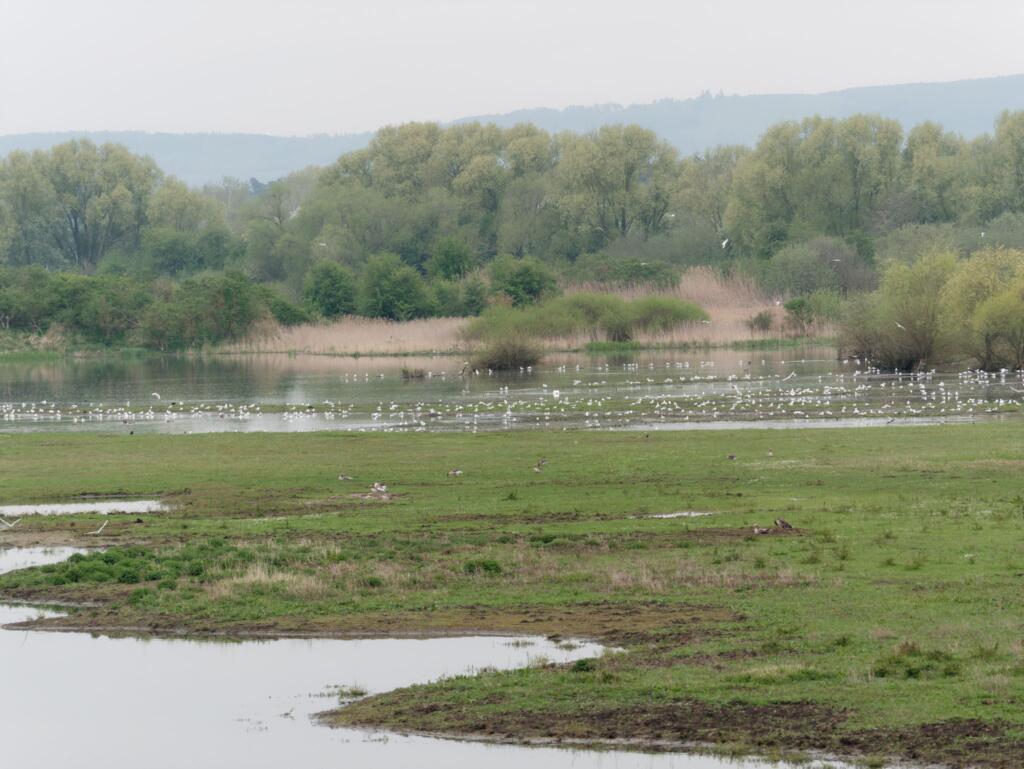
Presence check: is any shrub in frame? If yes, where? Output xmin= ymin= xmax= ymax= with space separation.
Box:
xmin=357 ymin=252 xmax=432 ymax=320
xmin=261 ymin=286 xmax=311 ymax=326
xmin=760 ymin=237 xmax=876 ymax=296
xmin=840 ymin=252 xmax=957 ymax=369
xmin=460 ymin=275 xmax=489 ymax=316
xmin=471 ymin=335 xmax=542 ymax=370
xmin=489 ymin=255 xmax=558 ymax=306
xmin=431 ymin=279 xmax=464 ymax=317
xmin=629 ymin=296 xmax=708 ymax=331
xmin=303 ymin=261 xmax=356 ymax=318
xmin=746 ymin=310 xmax=774 ymax=332
xmin=465 ymin=292 xmax=709 ymax=345
xmin=428 ymin=237 xmax=476 ymax=280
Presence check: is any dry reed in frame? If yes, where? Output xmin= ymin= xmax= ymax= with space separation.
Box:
xmin=218 ymin=316 xmax=469 ymax=356
xmin=219 ymin=268 xmax=827 ymax=356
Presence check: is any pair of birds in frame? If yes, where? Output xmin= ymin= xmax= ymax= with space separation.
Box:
xmin=753 ymin=518 xmax=793 ymax=535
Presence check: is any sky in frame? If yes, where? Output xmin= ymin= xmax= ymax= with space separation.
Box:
xmin=1 ymin=0 xmax=1023 ymax=136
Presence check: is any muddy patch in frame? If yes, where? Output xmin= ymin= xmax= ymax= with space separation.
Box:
xmin=334 ymin=695 xmax=1024 ymax=768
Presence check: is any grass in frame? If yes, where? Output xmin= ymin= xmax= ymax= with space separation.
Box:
xmin=2 ymin=425 xmax=1024 ymax=766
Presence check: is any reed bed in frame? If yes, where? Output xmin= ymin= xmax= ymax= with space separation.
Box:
xmin=218 ymin=268 xmax=826 ymax=356
xmin=218 ymin=316 xmax=469 ymax=356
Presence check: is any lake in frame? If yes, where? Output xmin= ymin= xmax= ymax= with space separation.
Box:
xmin=1 ymin=348 xmax=1021 ymax=433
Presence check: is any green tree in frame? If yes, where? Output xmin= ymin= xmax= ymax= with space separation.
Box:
xmin=41 ymin=140 xmax=162 ymax=271
xmin=557 ymin=125 xmax=679 ymax=243
xmin=357 ymin=252 xmax=432 ymax=320
xmin=428 ymin=236 xmax=475 ymax=280
xmin=303 ymin=261 xmax=356 ymax=318
xmin=488 ymin=255 xmax=557 ymax=306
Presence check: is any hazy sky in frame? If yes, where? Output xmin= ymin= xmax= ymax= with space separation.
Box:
xmin=2 ymin=0 xmax=1023 ymax=136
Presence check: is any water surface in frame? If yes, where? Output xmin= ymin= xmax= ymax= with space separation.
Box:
xmin=0 ymin=500 xmax=166 ymax=516
xmin=2 ymin=348 xmax=1020 ymax=433
xmin=0 ymin=549 xmax=855 ymax=769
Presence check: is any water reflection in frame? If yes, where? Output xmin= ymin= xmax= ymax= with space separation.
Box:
xmin=1 ymin=349 xmax=1021 ymax=433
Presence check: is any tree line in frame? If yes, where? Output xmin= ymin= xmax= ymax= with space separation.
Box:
xmin=3 ymin=113 xmax=1024 ymax=352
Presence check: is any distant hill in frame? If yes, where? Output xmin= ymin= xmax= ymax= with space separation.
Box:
xmin=4 ymin=74 xmax=1024 ymax=185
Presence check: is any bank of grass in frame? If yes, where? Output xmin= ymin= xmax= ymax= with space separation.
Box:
xmin=2 ymin=425 xmax=1024 ymax=767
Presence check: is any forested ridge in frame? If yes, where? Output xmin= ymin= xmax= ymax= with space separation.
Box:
xmin=4 ymin=111 xmax=1024 ymax=362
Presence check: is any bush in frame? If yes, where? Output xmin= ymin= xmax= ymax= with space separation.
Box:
xmin=760 ymin=237 xmax=876 ymax=296
xmin=428 ymin=237 xmax=476 ymax=280
xmin=262 ymin=288 xmax=312 ymax=326
xmin=357 ymin=252 xmax=432 ymax=320
xmin=303 ymin=261 xmax=356 ymax=318
xmin=488 ymin=255 xmax=558 ymax=306
xmin=745 ymin=310 xmax=774 ymax=332
xmin=465 ymin=292 xmax=708 ymax=344
xmin=629 ymin=296 xmax=708 ymax=331
xmin=839 ymin=252 xmax=957 ymax=369
xmin=138 ymin=271 xmax=265 ymax=350
xmin=471 ymin=335 xmax=542 ymax=370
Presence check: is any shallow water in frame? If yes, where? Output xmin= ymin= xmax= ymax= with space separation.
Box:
xmin=4 ymin=348 xmax=1022 ymax=435
xmin=0 ymin=500 xmax=166 ymax=516
xmin=0 ymin=546 xmax=90 ymax=574
xmin=0 ymin=550 xmax=854 ymax=769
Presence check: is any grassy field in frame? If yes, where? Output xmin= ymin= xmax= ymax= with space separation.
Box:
xmin=1 ymin=426 xmax=1023 ymax=766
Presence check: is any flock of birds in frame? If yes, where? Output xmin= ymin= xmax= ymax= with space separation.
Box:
xmin=3 ymin=358 xmax=1024 ymax=435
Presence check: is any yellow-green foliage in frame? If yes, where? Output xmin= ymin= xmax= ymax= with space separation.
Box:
xmin=464 ymin=292 xmax=708 ymax=344
xmin=841 ymin=248 xmax=1024 ymax=369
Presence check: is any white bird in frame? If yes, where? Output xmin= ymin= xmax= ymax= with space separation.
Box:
xmin=895 ymin=322 xmax=906 ymax=331
xmin=152 ymin=392 xmax=161 ymax=400
xmin=87 ymin=520 xmax=108 ymax=535
xmin=371 ymin=482 xmax=388 ymax=493
xmin=0 ymin=517 xmax=21 ymax=529
xmin=721 ymin=238 xmax=730 ymax=249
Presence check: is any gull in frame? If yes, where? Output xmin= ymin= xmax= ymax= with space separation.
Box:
xmin=0 ymin=517 xmax=21 ymax=529
xmin=895 ymin=322 xmax=906 ymax=331
xmin=371 ymin=482 xmax=388 ymax=494
xmin=337 ymin=474 xmax=354 ymax=481
xmin=721 ymin=238 xmax=730 ymax=249
xmin=447 ymin=468 xmax=463 ymax=477
xmin=87 ymin=520 xmax=108 ymax=536
xmin=152 ymin=392 xmax=161 ymax=400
